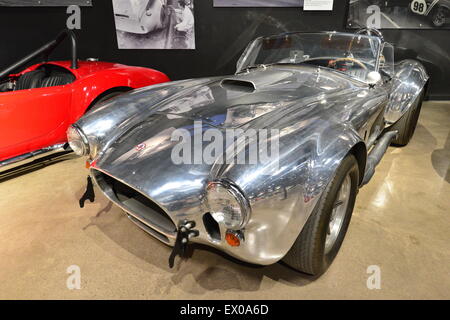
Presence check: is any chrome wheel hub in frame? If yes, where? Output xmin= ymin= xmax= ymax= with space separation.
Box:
xmin=434 ymin=12 xmax=445 ymax=25
xmin=325 ymin=174 xmax=351 ymax=254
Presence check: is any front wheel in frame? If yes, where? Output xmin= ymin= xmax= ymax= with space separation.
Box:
xmin=283 ymin=154 xmax=359 ymax=276
xmin=431 ymin=7 xmax=447 ymax=27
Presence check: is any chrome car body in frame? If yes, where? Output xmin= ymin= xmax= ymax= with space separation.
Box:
xmin=72 ymin=31 xmax=428 ymax=266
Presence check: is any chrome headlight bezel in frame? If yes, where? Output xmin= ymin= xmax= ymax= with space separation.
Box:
xmin=67 ymin=124 xmax=90 ymax=157
xmin=206 ymin=180 xmax=251 ymax=230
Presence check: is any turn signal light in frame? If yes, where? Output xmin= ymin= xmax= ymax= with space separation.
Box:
xmin=225 ymin=231 xmax=241 ymax=247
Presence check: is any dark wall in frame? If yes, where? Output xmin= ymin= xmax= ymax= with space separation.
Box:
xmin=0 ymin=1 xmax=448 ymax=99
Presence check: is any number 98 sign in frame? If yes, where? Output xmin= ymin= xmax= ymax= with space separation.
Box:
xmin=411 ymin=0 xmax=428 ymax=15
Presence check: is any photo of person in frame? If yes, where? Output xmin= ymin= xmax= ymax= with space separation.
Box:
xmin=112 ymin=0 xmax=196 ymax=49
xmin=174 ymin=0 xmax=195 ymax=49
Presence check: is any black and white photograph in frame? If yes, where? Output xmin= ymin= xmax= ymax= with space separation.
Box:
xmin=213 ymin=0 xmax=304 ymax=7
xmin=347 ymin=0 xmax=450 ymax=29
xmin=113 ymin=0 xmax=195 ymax=49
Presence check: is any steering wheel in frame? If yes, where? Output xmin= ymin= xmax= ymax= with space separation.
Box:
xmin=328 ymin=57 xmax=368 ymax=70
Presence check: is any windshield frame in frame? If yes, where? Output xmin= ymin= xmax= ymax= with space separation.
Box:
xmin=236 ymin=31 xmax=384 ymax=83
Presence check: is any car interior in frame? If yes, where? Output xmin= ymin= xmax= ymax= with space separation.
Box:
xmin=0 ymin=64 xmax=76 ymax=93
xmin=300 ymin=57 xmax=370 ymax=79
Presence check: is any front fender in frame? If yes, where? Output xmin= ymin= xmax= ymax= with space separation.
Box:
xmin=75 ymin=78 xmax=218 ymax=159
xmin=385 ymin=59 xmax=429 ymax=124
xmin=212 ymin=119 xmax=365 ymax=265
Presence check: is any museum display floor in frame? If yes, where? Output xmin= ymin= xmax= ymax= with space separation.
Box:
xmin=0 ymin=101 xmax=448 ymax=300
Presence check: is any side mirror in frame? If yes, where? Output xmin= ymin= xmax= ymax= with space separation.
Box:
xmin=366 ymin=71 xmax=382 ymax=86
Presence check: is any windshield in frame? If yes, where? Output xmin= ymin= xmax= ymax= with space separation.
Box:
xmin=237 ymin=32 xmax=382 ymax=83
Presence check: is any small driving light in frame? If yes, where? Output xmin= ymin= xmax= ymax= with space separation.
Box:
xmin=225 ymin=231 xmax=242 ymax=247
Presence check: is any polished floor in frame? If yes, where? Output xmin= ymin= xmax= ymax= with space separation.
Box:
xmin=0 ymin=101 xmax=449 ymax=299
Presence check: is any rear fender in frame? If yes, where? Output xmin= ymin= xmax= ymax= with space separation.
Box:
xmin=385 ymin=59 xmax=429 ymax=124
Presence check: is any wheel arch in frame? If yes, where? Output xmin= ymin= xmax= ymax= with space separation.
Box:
xmin=430 ymin=3 xmax=450 ymax=14
xmin=85 ymin=86 xmax=133 ymax=113
xmin=348 ymin=141 xmax=367 ymax=186
xmin=385 ymin=59 xmax=429 ymax=124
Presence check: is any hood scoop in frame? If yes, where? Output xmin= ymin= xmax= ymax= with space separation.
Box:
xmin=221 ymin=69 xmax=295 ymax=93
xmin=221 ymin=79 xmax=256 ymax=93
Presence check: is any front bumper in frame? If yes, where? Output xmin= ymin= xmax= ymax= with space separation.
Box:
xmin=90 ymin=167 xmax=309 ymax=266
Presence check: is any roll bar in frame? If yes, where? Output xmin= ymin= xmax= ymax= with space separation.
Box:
xmin=0 ymin=29 xmax=78 ymax=81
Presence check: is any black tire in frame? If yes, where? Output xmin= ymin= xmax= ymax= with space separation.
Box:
xmin=431 ymin=6 xmax=447 ymax=27
xmin=390 ymin=89 xmax=424 ymax=146
xmin=283 ymin=154 xmax=359 ymax=276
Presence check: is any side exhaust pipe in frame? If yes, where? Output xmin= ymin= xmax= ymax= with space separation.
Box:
xmin=362 ymin=131 xmax=398 ymax=185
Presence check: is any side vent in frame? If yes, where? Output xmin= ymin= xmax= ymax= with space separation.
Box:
xmin=221 ymin=79 xmax=256 ymax=93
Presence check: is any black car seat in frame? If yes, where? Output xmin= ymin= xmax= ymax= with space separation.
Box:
xmin=40 ymin=73 xmax=75 ymax=88
xmin=15 ymin=70 xmax=45 ymax=90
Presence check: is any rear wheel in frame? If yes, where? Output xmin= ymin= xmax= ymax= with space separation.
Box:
xmin=390 ymin=89 xmax=424 ymax=146
xmin=283 ymin=154 xmax=359 ymax=276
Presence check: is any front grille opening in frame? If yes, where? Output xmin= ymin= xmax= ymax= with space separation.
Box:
xmin=128 ymin=215 xmax=170 ymax=244
xmin=203 ymin=213 xmax=221 ymax=241
xmin=95 ymin=171 xmax=177 ymax=234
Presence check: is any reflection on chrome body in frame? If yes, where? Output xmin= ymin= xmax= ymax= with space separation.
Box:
xmin=73 ymin=31 xmax=429 ymax=266
xmin=0 ymin=143 xmax=68 ymax=173
xmin=93 ymin=167 xmax=177 ymax=245
xmin=385 ymin=60 xmax=429 ymax=124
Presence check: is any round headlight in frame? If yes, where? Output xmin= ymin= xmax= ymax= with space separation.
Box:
xmin=206 ymin=180 xmax=251 ymax=230
xmin=67 ymin=125 xmax=90 ymax=156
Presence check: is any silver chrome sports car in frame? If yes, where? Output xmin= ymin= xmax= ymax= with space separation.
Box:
xmin=69 ymin=29 xmax=429 ymax=276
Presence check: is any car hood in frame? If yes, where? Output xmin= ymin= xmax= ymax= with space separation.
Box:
xmin=116 ymin=66 xmax=358 ymax=130
xmin=84 ymin=66 xmax=364 ymax=213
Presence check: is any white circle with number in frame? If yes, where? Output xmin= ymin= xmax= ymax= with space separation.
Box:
xmin=411 ymin=0 xmax=428 ymax=15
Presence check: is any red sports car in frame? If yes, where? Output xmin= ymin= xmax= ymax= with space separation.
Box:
xmin=0 ymin=30 xmax=170 ymax=173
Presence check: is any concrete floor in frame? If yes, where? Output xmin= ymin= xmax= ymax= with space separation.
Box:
xmin=0 ymin=101 xmax=449 ymax=300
